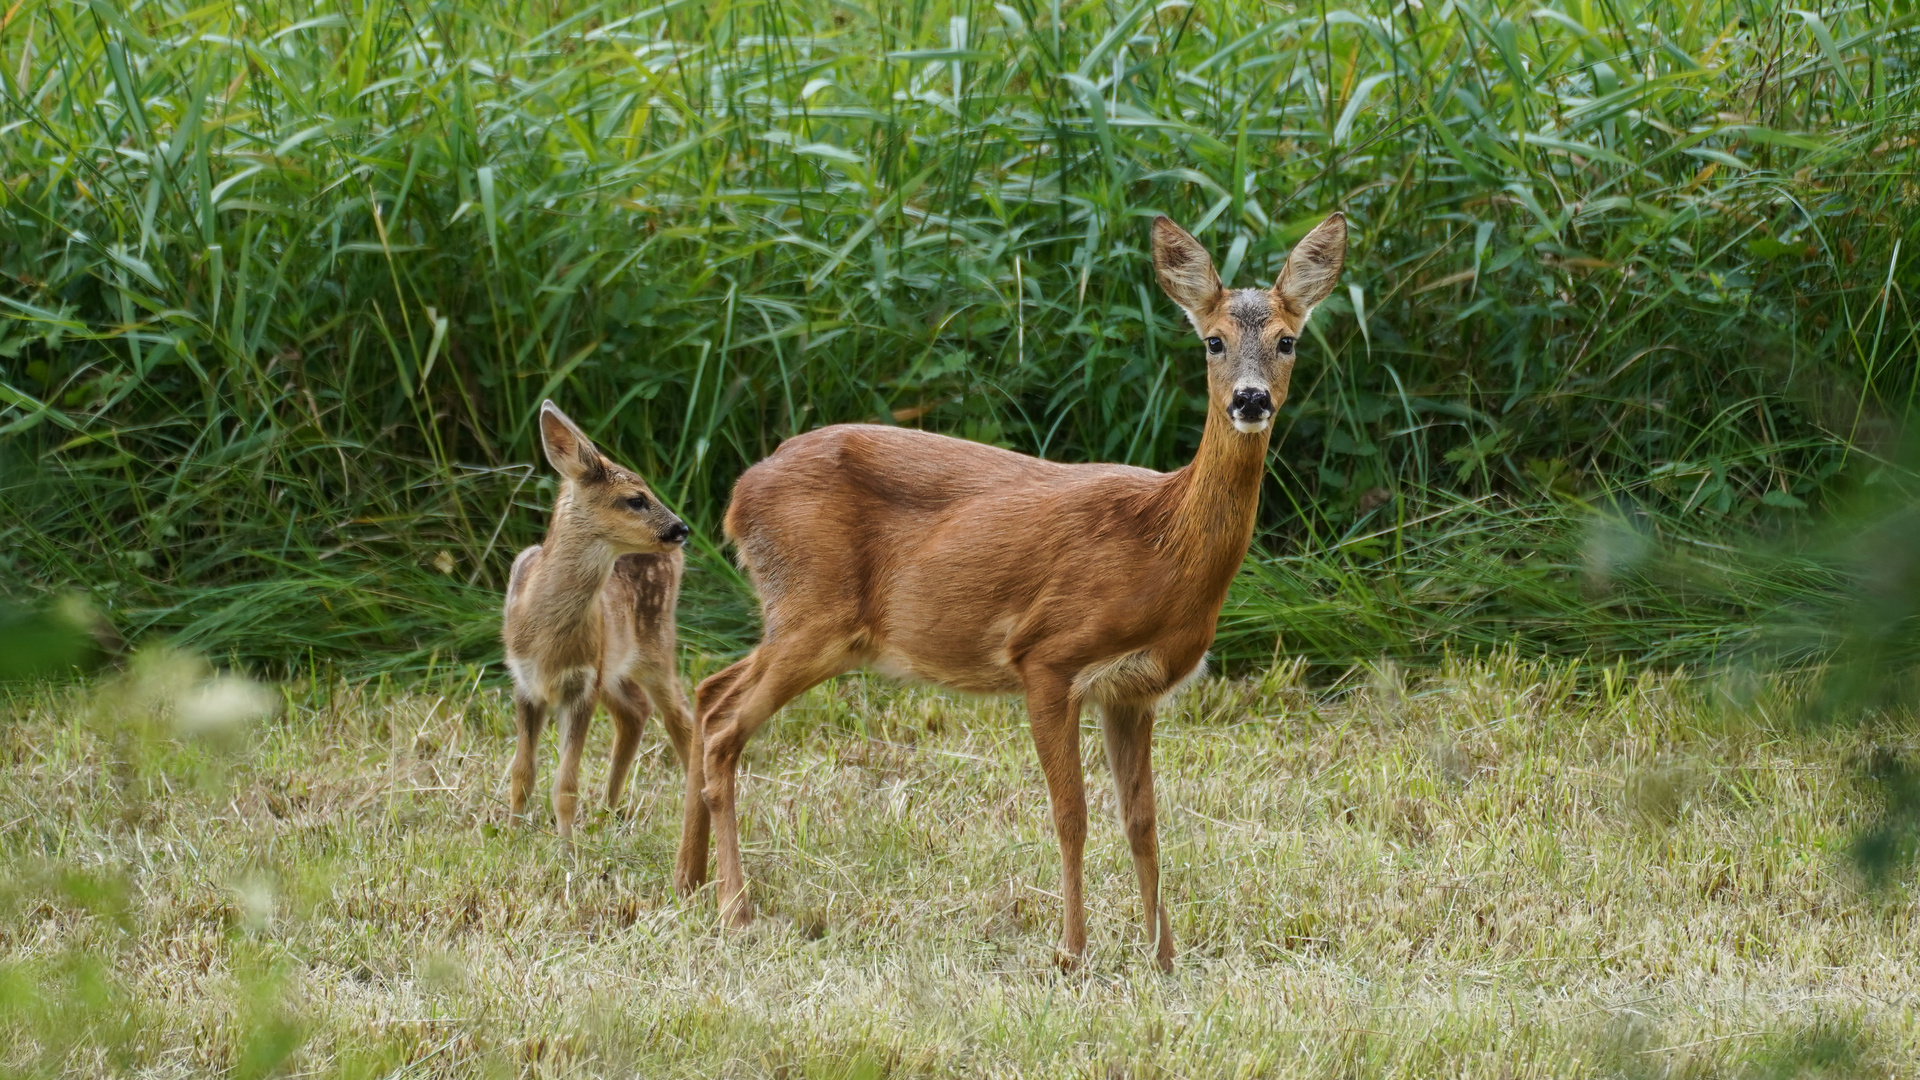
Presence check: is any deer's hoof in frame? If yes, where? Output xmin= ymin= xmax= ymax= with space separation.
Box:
xmin=672 ymin=868 xmax=707 ymax=899
xmin=720 ymin=897 xmax=754 ymax=930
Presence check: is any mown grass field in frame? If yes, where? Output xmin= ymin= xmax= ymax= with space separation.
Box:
xmin=4 ymin=655 xmax=1915 ymax=1077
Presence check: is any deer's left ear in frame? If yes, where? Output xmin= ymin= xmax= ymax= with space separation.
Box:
xmin=539 ymin=401 xmax=605 ymax=483
xmin=1272 ymin=212 xmax=1347 ymax=321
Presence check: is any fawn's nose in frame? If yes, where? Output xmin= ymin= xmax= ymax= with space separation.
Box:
xmin=660 ymin=521 xmax=691 ymax=545
xmin=1228 ymin=386 xmax=1274 ymax=430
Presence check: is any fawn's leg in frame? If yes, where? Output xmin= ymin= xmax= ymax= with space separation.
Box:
xmin=550 ymin=680 xmax=596 ymax=845
xmin=1024 ymin=671 xmax=1088 ymax=969
xmin=1102 ymin=699 xmax=1174 ymax=972
xmin=509 ymin=695 xmax=548 ymax=821
xmin=602 ymin=683 xmax=651 ymax=814
xmin=641 ymin=670 xmax=709 ymax=896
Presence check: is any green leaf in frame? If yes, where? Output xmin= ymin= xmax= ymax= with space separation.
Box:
xmin=1746 ymin=237 xmax=1801 ymax=261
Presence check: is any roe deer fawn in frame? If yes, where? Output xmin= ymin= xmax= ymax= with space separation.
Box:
xmin=691 ymin=213 xmax=1347 ymax=969
xmin=502 ymin=401 xmax=708 ymax=885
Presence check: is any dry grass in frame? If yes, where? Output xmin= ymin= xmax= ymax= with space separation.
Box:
xmin=2 ymin=654 xmax=1915 ymax=1078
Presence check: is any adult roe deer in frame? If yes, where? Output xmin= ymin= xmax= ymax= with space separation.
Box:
xmin=692 ymin=214 xmax=1346 ymax=969
xmin=502 ymin=401 xmax=709 ymax=886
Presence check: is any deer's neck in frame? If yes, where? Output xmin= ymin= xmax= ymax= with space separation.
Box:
xmin=533 ymin=524 xmax=617 ymax=642
xmin=1159 ymin=406 xmax=1270 ymax=593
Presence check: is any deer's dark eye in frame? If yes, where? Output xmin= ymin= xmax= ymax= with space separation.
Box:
xmin=1277 ymin=336 xmax=1296 ymax=355
xmin=1205 ymin=336 xmax=1225 ymax=355
xmin=624 ymin=495 xmax=650 ymax=512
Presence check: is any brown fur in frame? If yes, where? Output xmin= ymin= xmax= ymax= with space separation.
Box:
xmin=501 ymin=401 xmax=708 ymax=889
xmin=693 ymin=214 xmax=1347 ymax=970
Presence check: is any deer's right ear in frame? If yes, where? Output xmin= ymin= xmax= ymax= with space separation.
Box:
xmin=539 ymin=401 xmax=603 ymax=482
xmin=1152 ymin=216 xmax=1225 ymax=325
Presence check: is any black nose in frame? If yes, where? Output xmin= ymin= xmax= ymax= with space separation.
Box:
xmin=660 ymin=522 xmax=690 ymax=544
xmin=1229 ymin=387 xmax=1274 ymax=419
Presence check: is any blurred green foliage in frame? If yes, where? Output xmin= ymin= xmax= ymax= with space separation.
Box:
xmin=0 ymin=597 xmax=103 ymax=682
xmin=0 ymin=648 xmax=294 ymax=1077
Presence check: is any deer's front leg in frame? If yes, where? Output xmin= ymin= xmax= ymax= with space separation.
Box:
xmin=1024 ymin=671 xmax=1088 ymax=969
xmin=1102 ymin=699 xmax=1174 ymax=972
xmin=550 ymin=677 xmax=596 ymax=845
xmin=509 ymin=695 xmax=547 ymax=821
xmin=601 ymin=682 xmax=651 ymax=815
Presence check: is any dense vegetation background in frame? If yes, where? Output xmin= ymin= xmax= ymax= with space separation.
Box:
xmin=2 ymin=0 xmax=1916 ymax=676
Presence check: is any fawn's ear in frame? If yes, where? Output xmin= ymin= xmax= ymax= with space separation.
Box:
xmin=539 ymin=401 xmax=604 ymax=483
xmin=1152 ymin=216 xmax=1225 ymax=326
xmin=1272 ymin=212 xmax=1347 ymax=322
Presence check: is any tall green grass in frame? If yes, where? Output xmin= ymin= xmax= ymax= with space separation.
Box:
xmin=1 ymin=0 xmax=1915 ymax=672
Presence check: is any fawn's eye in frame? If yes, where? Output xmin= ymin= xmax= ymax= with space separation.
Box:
xmin=1277 ymin=336 xmax=1296 ymax=355
xmin=624 ymin=495 xmax=650 ymax=512
xmin=1205 ymin=336 xmax=1225 ymax=355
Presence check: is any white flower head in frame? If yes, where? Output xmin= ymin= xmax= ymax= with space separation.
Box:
xmin=176 ymin=675 xmax=280 ymax=737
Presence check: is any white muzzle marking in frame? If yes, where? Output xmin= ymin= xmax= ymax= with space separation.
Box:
xmin=1228 ymin=383 xmax=1275 ymax=433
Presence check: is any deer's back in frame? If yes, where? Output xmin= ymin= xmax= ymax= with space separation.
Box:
xmin=726 ymin=424 xmax=1187 ymax=687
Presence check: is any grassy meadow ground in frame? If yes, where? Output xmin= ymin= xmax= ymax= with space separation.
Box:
xmin=4 ymin=654 xmax=1916 ymax=1077
xmin=6 ymin=0 xmax=1920 ymax=1074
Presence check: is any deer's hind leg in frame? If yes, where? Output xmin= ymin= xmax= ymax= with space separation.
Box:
xmin=698 ymin=639 xmax=849 ymax=927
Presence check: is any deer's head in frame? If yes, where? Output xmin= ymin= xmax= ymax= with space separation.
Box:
xmin=539 ymin=400 xmax=690 ymax=553
xmin=1152 ymin=213 xmax=1347 ymax=434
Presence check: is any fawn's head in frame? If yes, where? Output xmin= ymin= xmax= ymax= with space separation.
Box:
xmin=538 ymin=401 xmax=690 ymax=553
xmin=1152 ymin=213 xmax=1347 ymax=434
